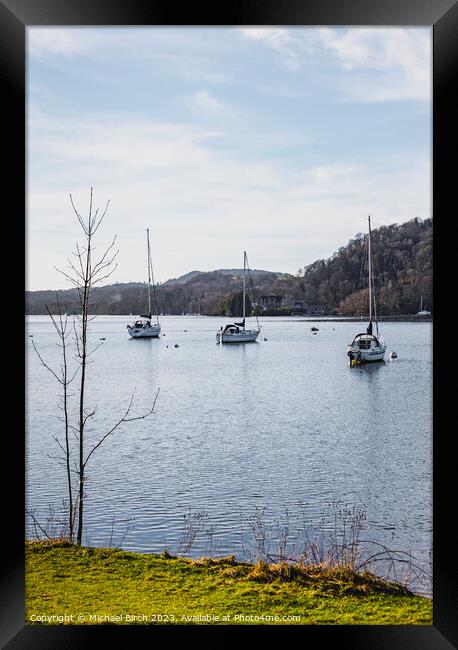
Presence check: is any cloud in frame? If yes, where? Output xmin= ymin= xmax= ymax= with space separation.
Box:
xmin=27 ymin=110 xmax=430 ymax=289
xmin=238 ymin=27 xmax=431 ymax=101
xmin=28 ymin=28 xmax=99 ymax=58
xmin=239 ymin=27 xmax=305 ymax=69
xmin=316 ymin=28 xmax=431 ymax=102
xmin=28 ymin=27 xmax=230 ymax=84
xmin=184 ymin=91 xmax=240 ymax=120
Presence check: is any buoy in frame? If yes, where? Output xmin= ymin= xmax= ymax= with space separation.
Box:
xmin=184 ymin=329 xmax=187 ymax=332
xmin=99 ymin=337 xmax=106 ymax=341
xmin=390 ymin=351 xmax=398 ymax=359
xmin=29 ymin=334 xmax=33 ymax=337
xmin=263 ymin=337 xmax=267 ymax=341
xmin=174 ymin=344 xmax=179 ymax=348
xmin=166 ymin=345 xmax=168 ymax=348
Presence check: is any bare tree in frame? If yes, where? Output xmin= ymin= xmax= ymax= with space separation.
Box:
xmin=31 ymin=188 xmax=159 ymax=546
xmin=31 ymin=297 xmax=78 ymax=540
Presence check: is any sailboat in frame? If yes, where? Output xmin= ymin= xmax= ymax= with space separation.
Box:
xmin=127 ymin=228 xmax=161 ymax=339
xmin=347 ymin=216 xmax=386 ymax=365
xmin=418 ymin=296 xmax=431 ymax=316
xmin=216 ymin=251 xmax=260 ymax=344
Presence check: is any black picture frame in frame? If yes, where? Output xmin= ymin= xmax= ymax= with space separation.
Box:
xmin=2 ymin=0 xmax=457 ymax=647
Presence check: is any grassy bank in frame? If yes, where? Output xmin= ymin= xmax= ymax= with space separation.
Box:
xmin=25 ymin=541 xmax=432 ymax=625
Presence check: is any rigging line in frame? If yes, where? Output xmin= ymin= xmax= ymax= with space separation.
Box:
xmin=359 ymin=234 xmax=370 ymax=318
xmin=359 ymin=236 xmax=368 ymax=279
xmin=371 ymin=233 xmax=385 ymax=328
xmin=367 ymin=241 xmax=372 ymax=322
xmin=150 ymin=262 xmax=160 ymax=322
xmin=147 ymin=233 xmax=160 ymax=323
xmin=225 ymin=276 xmax=239 ymax=318
xmin=372 ymin=255 xmax=381 ymax=335
xmin=357 ymin=235 xmax=368 ymax=316
xmin=368 ymin=218 xmax=379 ymax=332
xmin=372 ymin=271 xmax=378 ymax=333
xmin=370 ymin=247 xmax=381 ymax=336
xmin=245 ymin=252 xmax=261 ymax=330
xmin=146 ymin=228 xmax=152 ymax=316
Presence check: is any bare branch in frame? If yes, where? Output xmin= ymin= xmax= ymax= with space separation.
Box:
xmin=91 ymin=235 xmax=118 ymax=274
xmin=86 ymin=342 xmax=104 ymax=357
xmin=83 ymin=388 xmax=159 ymax=469
xmin=55 ymin=266 xmax=83 ymax=289
xmin=31 ymin=339 xmax=63 ymax=384
xmin=52 ymin=435 xmax=68 ymax=457
xmin=66 ymin=258 xmax=86 ymax=283
xmin=92 ymin=199 xmax=111 ymax=235
xmin=26 ymin=509 xmax=52 ymax=540
xmin=91 ymin=264 xmax=119 ymax=286
xmin=70 ymin=192 xmax=90 ymax=237
xmin=82 ymin=405 xmax=98 ymax=427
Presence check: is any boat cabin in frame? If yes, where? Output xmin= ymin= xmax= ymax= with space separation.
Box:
xmin=221 ymin=324 xmax=241 ymax=335
xmin=350 ymin=333 xmax=381 ymax=350
xmin=133 ymin=319 xmax=151 ymax=328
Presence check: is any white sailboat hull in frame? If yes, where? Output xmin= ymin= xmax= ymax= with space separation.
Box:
xmin=217 ymin=329 xmax=260 ymax=344
xmin=347 ymin=343 xmax=386 ymax=363
xmin=127 ymin=324 xmax=161 ymax=338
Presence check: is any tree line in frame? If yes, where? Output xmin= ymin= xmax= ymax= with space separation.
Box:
xmin=298 ymin=217 xmax=432 ymax=316
xmin=26 ymin=217 xmax=432 ymax=317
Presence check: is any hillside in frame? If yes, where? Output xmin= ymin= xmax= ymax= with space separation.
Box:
xmin=25 ymin=218 xmax=432 ymax=316
xmin=25 ymin=269 xmax=288 ymax=316
xmin=300 ymin=217 xmax=432 ymax=316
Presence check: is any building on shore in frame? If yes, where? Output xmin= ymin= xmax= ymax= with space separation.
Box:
xmin=258 ymin=294 xmax=283 ymax=311
xmin=257 ymin=294 xmax=328 ymax=315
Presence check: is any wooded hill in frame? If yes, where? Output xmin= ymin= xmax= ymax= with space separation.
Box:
xmin=300 ymin=217 xmax=432 ymax=316
xmin=26 ymin=217 xmax=432 ymax=316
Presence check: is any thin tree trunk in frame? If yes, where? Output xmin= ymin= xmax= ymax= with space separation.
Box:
xmin=76 ymin=237 xmax=91 ymax=545
xmin=61 ymin=315 xmax=73 ymax=541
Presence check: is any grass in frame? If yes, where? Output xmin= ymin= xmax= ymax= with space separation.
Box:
xmin=25 ymin=541 xmax=432 ymax=625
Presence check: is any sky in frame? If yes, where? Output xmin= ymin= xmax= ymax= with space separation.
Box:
xmin=27 ymin=27 xmax=431 ymax=290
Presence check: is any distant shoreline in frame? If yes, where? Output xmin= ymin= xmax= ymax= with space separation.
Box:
xmin=26 ymin=313 xmax=432 ymax=322
xmin=293 ymin=315 xmax=433 ymax=322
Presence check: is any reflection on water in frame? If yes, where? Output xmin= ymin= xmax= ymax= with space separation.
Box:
xmin=26 ymin=315 xmax=432 ymax=594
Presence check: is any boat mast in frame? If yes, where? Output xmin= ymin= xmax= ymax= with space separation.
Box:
xmin=367 ymin=216 xmax=373 ymax=332
xmin=146 ymin=228 xmax=152 ymax=317
xmin=242 ymin=250 xmax=246 ymax=328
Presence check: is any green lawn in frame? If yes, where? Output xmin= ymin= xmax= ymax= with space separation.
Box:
xmin=25 ymin=541 xmax=432 ymax=625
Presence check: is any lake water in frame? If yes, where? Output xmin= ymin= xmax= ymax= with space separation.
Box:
xmin=26 ymin=315 xmax=432 ymax=594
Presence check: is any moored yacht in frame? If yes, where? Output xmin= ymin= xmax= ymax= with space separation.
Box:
xmin=347 ymin=216 xmax=386 ymax=365
xmin=216 ymin=251 xmax=260 ymax=344
xmin=127 ymin=228 xmax=161 ymax=339
xmin=417 ymin=296 xmax=431 ymax=316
